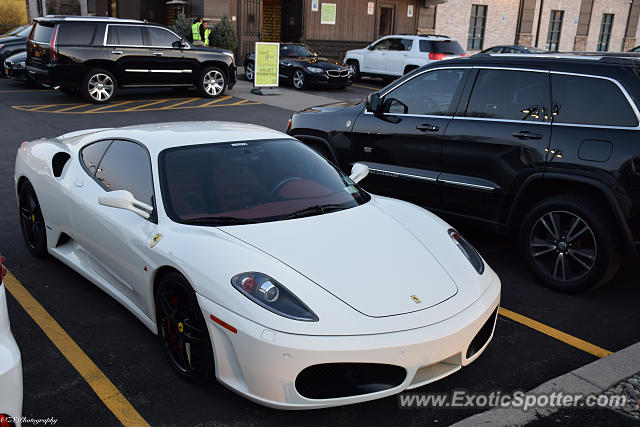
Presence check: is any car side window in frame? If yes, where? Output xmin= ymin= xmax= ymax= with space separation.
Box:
xmin=95 ymin=140 xmax=154 ymax=206
xmin=57 ymin=23 xmax=97 ymax=45
xmin=373 ymin=39 xmax=392 ymax=51
xmin=382 ymin=69 xmax=466 ymax=115
xmin=112 ymin=25 xmax=144 ymax=46
xmin=466 ymin=70 xmax=547 ymax=121
xmin=388 ymin=38 xmax=410 ymax=51
xmin=147 ymin=27 xmax=180 ymax=48
xmin=81 ymin=140 xmax=112 ymax=176
xmin=551 ymin=74 xmax=638 ymax=127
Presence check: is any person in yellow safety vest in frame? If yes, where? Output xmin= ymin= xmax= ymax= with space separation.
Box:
xmin=203 ymin=21 xmax=212 ymax=46
xmin=192 ymin=17 xmax=203 ymax=45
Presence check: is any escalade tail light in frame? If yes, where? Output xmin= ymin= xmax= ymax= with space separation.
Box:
xmin=50 ymin=24 xmax=59 ymax=62
xmin=429 ymin=53 xmax=446 ymax=60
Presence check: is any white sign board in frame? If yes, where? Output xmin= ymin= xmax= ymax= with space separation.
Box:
xmin=367 ymin=2 xmax=374 ymax=15
xmin=312 ymin=0 xmax=319 ymax=12
xmin=407 ymin=5 xmax=413 ymax=18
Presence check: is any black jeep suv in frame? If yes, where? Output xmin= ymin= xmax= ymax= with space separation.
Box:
xmin=26 ymin=16 xmax=236 ymax=103
xmin=287 ymin=53 xmax=640 ymax=293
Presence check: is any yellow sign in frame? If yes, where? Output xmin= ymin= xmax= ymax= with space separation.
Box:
xmin=321 ymin=3 xmax=336 ymax=25
xmin=254 ymin=42 xmax=280 ymax=87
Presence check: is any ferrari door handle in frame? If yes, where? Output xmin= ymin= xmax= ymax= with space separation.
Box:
xmin=416 ymin=124 xmax=439 ymax=132
xmin=111 ymin=50 xmax=123 ymax=54
xmin=153 ymin=52 xmax=164 ymax=56
xmin=512 ymin=131 xmax=542 ymax=139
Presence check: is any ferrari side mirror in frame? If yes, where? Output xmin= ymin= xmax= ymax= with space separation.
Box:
xmin=99 ymin=190 xmax=153 ymax=219
xmin=349 ymin=162 xmax=369 ymax=184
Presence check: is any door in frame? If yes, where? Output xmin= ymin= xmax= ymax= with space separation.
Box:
xmin=363 ymin=38 xmax=392 ymax=74
xmin=70 ymin=139 xmax=156 ymax=307
xmin=377 ymin=5 xmax=395 ymax=38
xmin=385 ymin=38 xmax=413 ymax=76
xmin=350 ymin=67 xmax=469 ymax=208
xmin=145 ymin=26 xmax=194 ymax=85
xmin=106 ymin=24 xmax=151 ymax=85
xmin=441 ymin=68 xmax=552 ymax=222
xmin=239 ymin=0 xmax=262 ymax=59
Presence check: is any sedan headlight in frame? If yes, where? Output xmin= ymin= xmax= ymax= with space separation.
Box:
xmin=17 ymin=61 xmax=25 ymax=67
xmin=231 ymin=272 xmax=319 ymax=321
xmin=448 ymin=229 xmax=484 ymax=274
xmin=306 ymin=66 xmax=323 ymax=74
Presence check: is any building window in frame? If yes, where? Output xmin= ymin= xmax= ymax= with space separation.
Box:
xmin=597 ymin=14 xmax=614 ymax=51
xmin=468 ymin=5 xmax=487 ymax=50
xmin=546 ymin=10 xmax=564 ymax=51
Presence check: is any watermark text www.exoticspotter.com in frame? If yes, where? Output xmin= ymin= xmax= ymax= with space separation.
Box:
xmin=398 ymin=390 xmax=627 ymax=411
xmin=1 ymin=417 xmax=58 ymax=425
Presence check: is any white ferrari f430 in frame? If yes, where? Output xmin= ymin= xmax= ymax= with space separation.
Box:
xmin=14 ymin=122 xmax=500 ymax=409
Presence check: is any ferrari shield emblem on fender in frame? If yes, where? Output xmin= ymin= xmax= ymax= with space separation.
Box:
xmin=150 ymin=233 xmax=163 ymax=248
xmin=411 ymin=295 xmax=421 ymax=304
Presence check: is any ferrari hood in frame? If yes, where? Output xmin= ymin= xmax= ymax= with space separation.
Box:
xmin=220 ymin=202 xmax=458 ymax=317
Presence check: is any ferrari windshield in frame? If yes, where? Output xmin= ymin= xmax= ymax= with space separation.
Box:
xmin=159 ymin=139 xmax=370 ymax=226
xmin=281 ymin=44 xmax=317 ymax=58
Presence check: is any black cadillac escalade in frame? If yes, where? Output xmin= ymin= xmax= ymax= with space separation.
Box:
xmin=26 ymin=16 xmax=236 ymax=103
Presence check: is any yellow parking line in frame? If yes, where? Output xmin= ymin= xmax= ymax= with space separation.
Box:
xmin=30 ymin=104 xmax=60 ymax=111
xmin=55 ymin=103 xmax=91 ymax=113
xmin=499 ymin=307 xmax=612 ymax=358
xmin=198 ymin=95 xmax=233 ymax=107
xmin=86 ymin=100 xmax=136 ymax=113
xmin=122 ymin=99 xmax=169 ymax=112
xmin=353 ymin=83 xmax=381 ymax=91
xmin=157 ymin=97 xmax=198 ymax=110
xmin=3 ymin=270 xmax=150 ymax=426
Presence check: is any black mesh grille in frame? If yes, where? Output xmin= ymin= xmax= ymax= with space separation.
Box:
xmin=466 ymin=307 xmax=498 ymax=359
xmin=295 ymin=363 xmax=406 ymax=399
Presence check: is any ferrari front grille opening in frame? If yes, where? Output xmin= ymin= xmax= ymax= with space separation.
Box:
xmin=466 ymin=307 xmax=498 ymax=359
xmin=295 ymin=363 xmax=406 ymax=399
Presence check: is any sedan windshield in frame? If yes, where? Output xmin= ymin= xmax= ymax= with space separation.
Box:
xmin=281 ymin=44 xmax=317 ymax=58
xmin=159 ymin=139 xmax=370 ymax=226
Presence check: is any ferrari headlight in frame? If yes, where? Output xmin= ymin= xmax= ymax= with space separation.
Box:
xmin=448 ymin=229 xmax=484 ymax=274
xmin=231 ymin=272 xmax=319 ymax=321
xmin=306 ymin=66 xmax=323 ymax=74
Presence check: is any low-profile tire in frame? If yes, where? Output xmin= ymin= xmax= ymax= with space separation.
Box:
xmin=198 ymin=66 xmax=227 ymax=98
xmin=346 ymin=60 xmax=360 ymax=81
xmin=81 ymin=68 xmax=117 ymax=103
xmin=244 ymin=61 xmax=255 ymax=82
xmin=518 ymin=195 xmax=621 ymax=293
xmin=292 ymin=68 xmax=306 ymax=90
xmin=155 ymin=272 xmax=214 ymax=383
xmin=18 ymin=181 xmax=48 ymax=258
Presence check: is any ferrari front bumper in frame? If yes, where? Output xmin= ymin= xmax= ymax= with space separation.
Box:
xmin=197 ymin=274 xmax=500 ymax=409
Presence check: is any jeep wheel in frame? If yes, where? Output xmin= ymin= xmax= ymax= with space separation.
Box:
xmin=82 ymin=69 xmax=117 ymax=103
xmin=519 ymin=195 xmax=621 ymax=293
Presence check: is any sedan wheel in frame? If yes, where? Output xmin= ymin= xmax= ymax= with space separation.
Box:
xmin=19 ymin=181 xmax=47 ymax=258
xmin=245 ymin=62 xmax=255 ymax=82
xmin=293 ymin=69 xmax=306 ymax=90
xmin=199 ymin=67 xmax=226 ymax=98
xmin=156 ymin=272 xmax=214 ymax=382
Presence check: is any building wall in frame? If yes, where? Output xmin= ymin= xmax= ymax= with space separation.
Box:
xmin=584 ymin=1 xmax=628 ymax=51
xmin=536 ymin=0 xmax=581 ymax=51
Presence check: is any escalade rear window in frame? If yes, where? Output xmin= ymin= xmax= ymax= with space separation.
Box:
xmin=551 ymin=74 xmax=638 ymax=127
xmin=31 ymin=23 xmax=54 ymax=43
xmin=57 ymin=23 xmax=97 ymax=45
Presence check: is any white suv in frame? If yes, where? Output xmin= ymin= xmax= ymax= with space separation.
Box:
xmin=344 ymin=35 xmax=466 ymax=81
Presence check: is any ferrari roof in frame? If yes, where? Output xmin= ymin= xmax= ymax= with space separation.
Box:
xmin=62 ymin=121 xmax=289 ymax=154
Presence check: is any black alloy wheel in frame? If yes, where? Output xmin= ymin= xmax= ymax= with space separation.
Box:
xmin=19 ymin=181 xmax=47 ymax=258
xmin=155 ymin=272 xmax=214 ymax=382
xmin=519 ymin=195 xmax=621 ymax=293
xmin=292 ymin=69 xmax=306 ymax=90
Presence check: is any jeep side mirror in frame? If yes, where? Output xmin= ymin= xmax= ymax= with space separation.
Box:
xmin=366 ymin=92 xmax=382 ymax=116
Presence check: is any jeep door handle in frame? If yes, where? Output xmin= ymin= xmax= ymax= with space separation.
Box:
xmin=153 ymin=52 xmax=164 ymax=56
xmin=513 ymin=131 xmax=542 ymax=139
xmin=111 ymin=50 xmax=123 ymax=54
xmin=416 ymin=124 xmax=439 ymax=132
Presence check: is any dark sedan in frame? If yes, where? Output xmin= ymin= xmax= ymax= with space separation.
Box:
xmin=480 ymin=45 xmax=547 ymax=54
xmin=244 ymin=43 xmax=352 ymax=90
xmin=4 ymin=51 xmax=28 ymax=81
xmin=0 ymin=25 xmax=31 ymax=70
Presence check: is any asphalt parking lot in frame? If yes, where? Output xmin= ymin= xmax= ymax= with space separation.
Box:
xmin=1 ymin=76 xmax=639 ymax=426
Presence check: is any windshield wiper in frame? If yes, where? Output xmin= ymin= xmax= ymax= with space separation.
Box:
xmin=281 ymin=203 xmax=347 ymax=220
xmin=182 ymin=216 xmax=255 ymax=225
